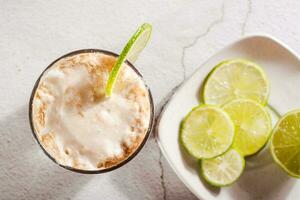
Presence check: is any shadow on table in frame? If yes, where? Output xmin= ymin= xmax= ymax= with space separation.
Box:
xmin=0 ymin=105 xmax=92 ymax=200
xmin=107 ymin=138 xmax=165 ymax=200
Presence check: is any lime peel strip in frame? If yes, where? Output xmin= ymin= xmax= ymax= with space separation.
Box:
xmin=105 ymin=23 xmax=152 ymax=97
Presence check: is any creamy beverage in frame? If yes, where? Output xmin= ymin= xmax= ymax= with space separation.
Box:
xmin=30 ymin=50 xmax=152 ymax=171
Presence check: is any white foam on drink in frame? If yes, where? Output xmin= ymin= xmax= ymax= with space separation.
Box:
xmin=31 ymin=52 xmax=151 ymax=170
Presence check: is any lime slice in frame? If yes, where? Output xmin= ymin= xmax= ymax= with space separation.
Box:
xmin=222 ymin=99 xmax=272 ymax=156
xmin=180 ymin=105 xmax=235 ymax=159
xmin=203 ymin=59 xmax=269 ymax=106
xmin=270 ymin=109 xmax=300 ymax=178
xmin=105 ymin=23 xmax=152 ymax=96
xmin=201 ymin=149 xmax=245 ymax=186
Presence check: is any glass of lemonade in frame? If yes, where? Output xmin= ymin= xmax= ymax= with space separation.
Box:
xmin=29 ymin=49 xmax=154 ymax=173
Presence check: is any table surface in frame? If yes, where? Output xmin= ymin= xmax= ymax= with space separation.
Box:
xmin=1 ymin=0 xmax=299 ymax=199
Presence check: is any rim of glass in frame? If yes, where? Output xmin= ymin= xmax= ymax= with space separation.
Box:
xmin=28 ymin=49 xmax=155 ymax=174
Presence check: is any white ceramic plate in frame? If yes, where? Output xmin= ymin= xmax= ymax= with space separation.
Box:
xmin=157 ymin=34 xmax=300 ymax=200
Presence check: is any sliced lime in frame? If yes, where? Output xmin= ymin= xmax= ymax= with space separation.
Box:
xmin=201 ymin=149 xmax=245 ymax=187
xmin=105 ymin=23 xmax=152 ymax=96
xmin=223 ymin=99 xmax=272 ymax=156
xmin=203 ymin=59 xmax=269 ymax=106
xmin=270 ymin=109 xmax=300 ymax=178
xmin=180 ymin=105 xmax=235 ymax=159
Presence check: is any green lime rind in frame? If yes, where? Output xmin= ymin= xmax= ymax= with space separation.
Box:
xmin=203 ymin=59 xmax=270 ymax=106
xmin=270 ymin=109 xmax=300 ymax=178
xmin=105 ymin=23 xmax=152 ymax=96
xmin=222 ymin=99 xmax=272 ymax=157
xmin=201 ymin=148 xmax=245 ymax=187
xmin=245 ymin=105 xmax=273 ymax=157
xmin=200 ymin=60 xmax=230 ymax=104
xmin=245 ymin=105 xmax=278 ymax=158
xmin=180 ymin=105 xmax=235 ymax=159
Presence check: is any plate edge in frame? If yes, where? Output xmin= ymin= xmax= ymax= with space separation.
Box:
xmin=156 ymin=33 xmax=300 ymax=200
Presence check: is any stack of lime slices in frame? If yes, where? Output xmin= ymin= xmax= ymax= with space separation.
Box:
xmin=180 ymin=59 xmax=273 ymax=186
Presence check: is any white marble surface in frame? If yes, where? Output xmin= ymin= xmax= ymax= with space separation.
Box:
xmin=0 ymin=0 xmax=299 ymax=199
